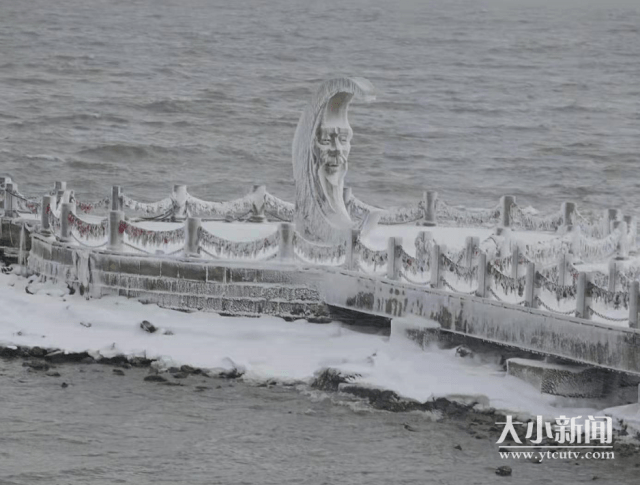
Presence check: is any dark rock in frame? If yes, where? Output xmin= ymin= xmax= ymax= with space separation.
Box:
xmin=61 ymin=382 xmax=68 ymax=388
xmin=167 ymin=367 xmax=180 ymax=374
xmin=129 ymin=357 xmax=152 ymax=367
xmin=219 ymin=368 xmax=244 ymax=379
xmin=311 ymin=368 xmax=360 ymax=392
xmin=454 ymin=445 xmax=462 ymax=451
xmin=99 ymin=355 xmax=129 ymax=366
xmin=140 ymin=320 xmax=158 ymax=333
xmin=216 ymin=385 xmax=222 ymax=389
xmin=144 ymin=375 xmax=168 ymax=383
xmin=161 ymin=381 xmax=183 ymax=387
xmin=172 ymin=372 xmax=188 ymax=379
xmin=23 ymin=361 xmax=50 ymax=371
xmin=163 ymin=330 xmax=174 ymax=335
xmin=403 ymin=423 xmax=417 ymax=432
xmin=80 ymin=356 xmax=95 ymax=364
xmin=29 ymin=347 xmax=47 ymax=358
xmin=495 ymin=466 xmax=512 ymax=477
xmin=45 ymin=351 xmax=90 ymax=364
xmin=180 ymin=365 xmax=198 ymax=374
xmin=195 ymin=386 xmax=210 ymax=392
xmin=112 ymin=369 xmax=125 ymax=376
xmin=455 ymin=345 xmax=474 ymax=358
xmin=46 ymin=371 xmax=61 ymax=377
xmin=0 ymin=347 xmax=21 ymax=359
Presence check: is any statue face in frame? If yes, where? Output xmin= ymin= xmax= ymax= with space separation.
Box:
xmin=314 ymin=124 xmax=352 ymax=186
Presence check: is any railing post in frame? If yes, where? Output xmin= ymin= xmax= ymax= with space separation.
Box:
xmin=576 ymin=272 xmax=589 ymax=319
xmin=465 ymin=236 xmax=479 ymax=268
xmin=623 ymin=215 xmax=637 ymax=252
xmin=0 ymin=176 xmax=10 ymax=217
xmin=248 ymin=184 xmax=267 ymax=223
xmin=111 ymin=186 xmax=122 ymax=211
xmin=278 ymin=222 xmax=295 ymax=261
xmin=386 ymin=237 xmax=401 ymax=280
xmin=41 ymin=195 xmax=54 ymax=237
xmin=430 ymin=243 xmax=443 ymax=289
xmin=108 ymin=211 xmax=125 ymax=252
xmin=55 ymin=181 xmax=66 ymax=206
xmin=603 ymin=208 xmax=620 ymax=236
xmin=415 ymin=231 xmax=432 ymax=273
xmin=500 ymin=195 xmax=516 ymax=229
xmin=4 ymin=182 xmax=16 ymax=218
xmin=511 ymin=246 xmax=520 ymax=280
xmin=608 ymin=260 xmax=617 ymax=293
xmin=172 ymin=184 xmax=188 ymax=221
xmin=612 ymin=220 xmax=628 ymax=260
xmin=561 ymin=201 xmax=576 ymax=232
xmin=59 ymin=202 xmax=75 ymax=243
xmin=476 ymin=252 xmax=489 ymax=298
xmin=184 ymin=217 xmax=201 ymax=258
xmin=345 ymin=228 xmax=360 ymax=271
xmin=524 ymin=262 xmax=537 ymax=308
xmin=61 ymin=190 xmax=72 ymax=204
xmin=557 ymin=253 xmax=569 ymax=287
xmin=629 ymin=281 xmax=639 ymax=329
xmin=420 ymin=190 xmax=437 ymax=227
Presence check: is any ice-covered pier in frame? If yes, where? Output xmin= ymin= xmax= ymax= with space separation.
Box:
xmin=2 ymin=175 xmax=640 ymax=378
xmin=2 ymin=77 xmax=640 ymax=388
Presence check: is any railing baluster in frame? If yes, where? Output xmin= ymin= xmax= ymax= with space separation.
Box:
xmin=111 ymin=186 xmax=122 ymax=211
xmin=345 ymin=229 xmax=360 ymax=271
xmin=278 ymin=223 xmax=294 ymax=261
xmin=476 ymin=252 xmax=488 ymax=298
xmin=184 ymin=217 xmax=201 ymax=258
xmin=629 ymin=281 xmax=639 ymax=329
xmin=576 ymin=272 xmax=589 ymax=319
xmin=524 ymin=262 xmax=537 ymax=308
xmin=108 ymin=211 xmax=125 ymax=252
xmin=430 ymin=243 xmax=443 ymax=289
xmin=386 ymin=237 xmax=401 ymax=280
xmin=41 ymin=195 xmax=53 ymax=237
xmin=420 ymin=190 xmax=437 ymax=227
xmin=60 ymin=202 xmax=75 ymax=243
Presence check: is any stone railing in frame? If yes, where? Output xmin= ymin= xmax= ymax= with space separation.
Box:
xmin=4 ymin=177 xmax=640 ymax=328
xmin=5 ymin=178 xmax=637 ymax=238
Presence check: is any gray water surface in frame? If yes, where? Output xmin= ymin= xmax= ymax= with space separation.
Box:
xmin=1 ymin=0 xmax=639 ymax=214
xmin=1 ymin=360 xmax=638 ymax=485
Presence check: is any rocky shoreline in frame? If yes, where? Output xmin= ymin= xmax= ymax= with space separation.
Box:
xmin=2 ymin=343 xmax=640 ymax=463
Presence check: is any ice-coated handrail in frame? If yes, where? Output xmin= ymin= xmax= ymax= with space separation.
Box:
xmin=198 ymin=226 xmax=280 ymax=260
xmin=119 ymin=220 xmax=185 ymax=247
xmin=292 ymin=232 xmax=345 ymax=264
xmin=67 ymin=212 xmax=108 ymax=239
xmin=122 ymin=195 xmax=174 ymax=215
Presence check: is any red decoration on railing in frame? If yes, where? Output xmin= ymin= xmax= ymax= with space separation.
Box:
xmin=68 ymin=212 xmax=108 ymax=239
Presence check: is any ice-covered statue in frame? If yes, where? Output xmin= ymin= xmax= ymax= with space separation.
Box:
xmin=292 ymin=78 xmax=376 ymax=244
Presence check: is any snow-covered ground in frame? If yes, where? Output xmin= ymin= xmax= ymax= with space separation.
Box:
xmin=1 ymin=268 xmax=638 ymax=430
